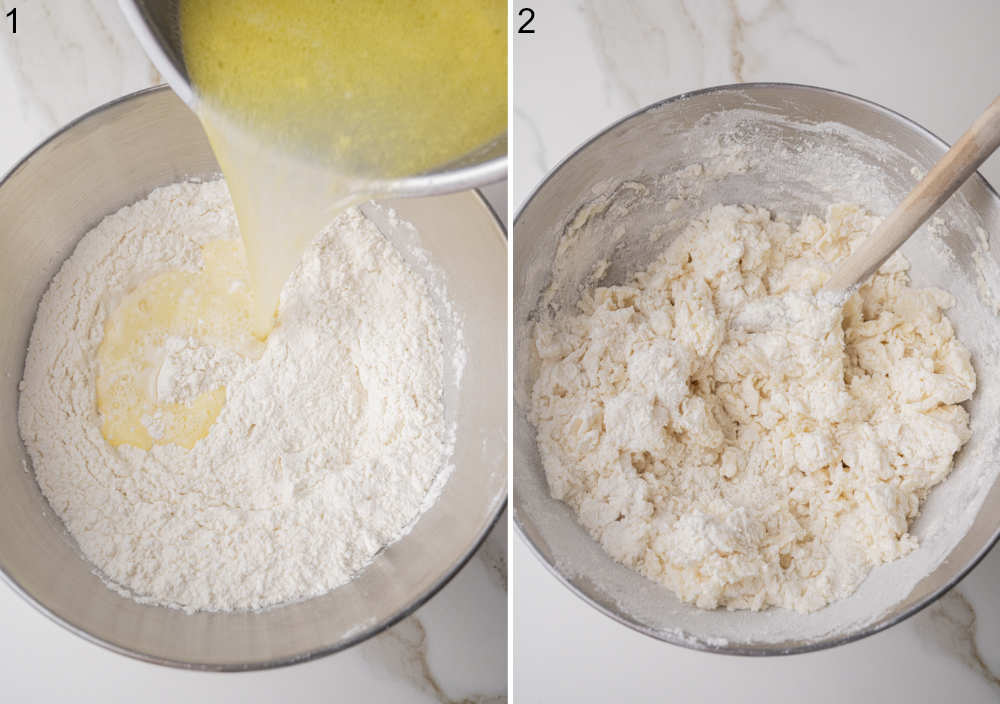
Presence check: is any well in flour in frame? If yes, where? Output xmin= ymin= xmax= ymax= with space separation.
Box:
xmin=18 ymin=179 xmax=455 ymax=612
xmin=530 ymin=203 xmax=976 ymax=613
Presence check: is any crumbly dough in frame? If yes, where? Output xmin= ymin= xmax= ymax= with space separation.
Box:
xmin=530 ymin=204 xmax=976 ymax=612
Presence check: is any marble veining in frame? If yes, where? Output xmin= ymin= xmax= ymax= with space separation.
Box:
xmin=363 ymin=615 xmax=505 ymax=704
xmin=917 ymin=590 xmax=1000 ymax=687
xmin=0 ymin=0 xmax=159 ymax=138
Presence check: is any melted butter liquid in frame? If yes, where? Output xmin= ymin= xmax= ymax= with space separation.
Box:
xmin=96 ymin=0 xmax=505 ymax=448
xmin=97 ymin=240 xmax=261 ymax=450
xmin=179 ymin=0 xmax=507 ymax=179
xmin=197 ymin=110 xmax=365 ymax=336
xmin=181 ymin=0 xmax=507 ymax=337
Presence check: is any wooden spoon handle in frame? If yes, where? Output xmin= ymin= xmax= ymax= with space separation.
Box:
xmin=823 ymin=95 xmax=1000 ymax=293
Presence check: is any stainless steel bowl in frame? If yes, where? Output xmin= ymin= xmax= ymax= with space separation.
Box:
xmin=0 ymin=86 xmax=506 ymax=669
xmin=514 ymin=83 xmax=1000 ymax=655
xmin=117 ymin=0 xmax=507 ymax=196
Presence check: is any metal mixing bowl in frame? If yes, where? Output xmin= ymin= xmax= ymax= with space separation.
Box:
xmin=0 ymin=86 xmax=506 ymax=669
xmin=117 ymin=0 xmax=507 ymax=195
xmin=514 ymin=83 xmax=1000 ymax=655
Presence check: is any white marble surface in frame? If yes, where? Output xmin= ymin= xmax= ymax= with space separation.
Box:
xmin=0 ymin=1 xmax=506 ymax=701
xmin=515 ymin=1 xmax=1000 ymax=701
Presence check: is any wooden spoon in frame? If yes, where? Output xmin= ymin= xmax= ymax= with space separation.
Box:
xmin=822 ymin=96 xmax=1000 ymax=294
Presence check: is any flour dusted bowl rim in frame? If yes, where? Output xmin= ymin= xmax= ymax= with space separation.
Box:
xmin=0 ymin=86 xmax=507 ymax=670
xmin=513 ymin=82 xmax=1000 ymax=655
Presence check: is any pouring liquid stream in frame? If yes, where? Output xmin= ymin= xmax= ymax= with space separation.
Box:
xmin=182 ymin=0 xmax=507 ymax=338
xmin=197 ymin=109 xmax=367 ymax=337
xmin=95 ymin=0 xmax=505 ymax=448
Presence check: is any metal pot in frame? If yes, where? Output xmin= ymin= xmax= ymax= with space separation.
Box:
xmin=117 ymin=0 xmax=507 ymax=196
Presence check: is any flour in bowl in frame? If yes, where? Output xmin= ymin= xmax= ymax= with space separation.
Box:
xmin=530 ymin=204 xmax=975 ymax=613
xmin=18 ymin=180 xmax=453 ymax=612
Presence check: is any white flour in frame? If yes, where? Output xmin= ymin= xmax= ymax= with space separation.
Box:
xmin=18 ymin=180 xmax=452 ymax=612
xmin=155 ymin=336 xmax=251 ymax=406
xmin=530 ymin=203 xmax=976 ymax=613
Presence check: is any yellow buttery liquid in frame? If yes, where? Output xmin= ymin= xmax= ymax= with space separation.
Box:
xmin=182 ymin=0 xmax=507 ymax=336
xmin=96 ymin=0 xmax=505 ymax=449
xmin=97 ymin=240 xmax=260 ymax=449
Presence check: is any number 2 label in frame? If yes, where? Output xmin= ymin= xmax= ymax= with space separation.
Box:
xmin=518 ymin=7 xmax=535 ymax=34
